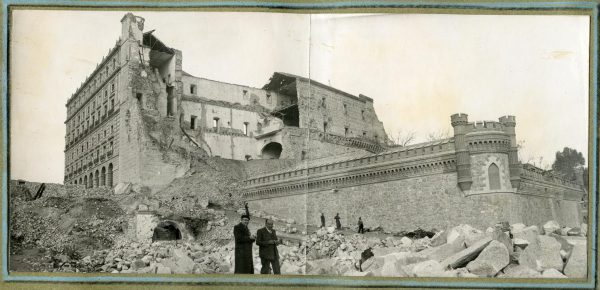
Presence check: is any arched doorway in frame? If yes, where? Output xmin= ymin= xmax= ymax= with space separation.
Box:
xmin=107 ymin=163 xmax=113 ymax=187
xmin=101 ymin=167 xmax=106 ymax=186
xmin=84 ymin=175 xmax=88 ymax=188
xmin=261 ymin=142 xmax=282 ymax=159
xmin=152 ymin=221 xmax=182 ymax=241
xmin=94 ymin=170 xmax=99 ymax=188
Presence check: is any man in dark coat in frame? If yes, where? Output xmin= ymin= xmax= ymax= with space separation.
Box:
xmin=357 ymin=217 xmax=364 ymax=234
xmin=233 ymin=204 xmax=255 ymax=274
xmin=335 ymin=213 xmax=341 ymax=230
xmin=256 ymin=219 xmax=282 ymax=274
xmin=320 ymin=213 xmax=326 ymax=228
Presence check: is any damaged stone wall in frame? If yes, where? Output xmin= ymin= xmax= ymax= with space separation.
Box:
xmin=181 ymin=75 xmax=287 ymax=111
xmin=295 ymin=79 xmax=388 ymax=144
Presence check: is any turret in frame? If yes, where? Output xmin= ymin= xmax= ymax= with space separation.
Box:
xmin=121 ymin=13 xmax=144 ymax=43
xmin=451 ymin=113 xmax=472 ymax=191
xmin=499 ymin=115 xmax=520 ymax=188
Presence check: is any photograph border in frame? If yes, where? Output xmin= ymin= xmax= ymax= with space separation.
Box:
xmin=1 ymin=0 xmax=598 ymax=289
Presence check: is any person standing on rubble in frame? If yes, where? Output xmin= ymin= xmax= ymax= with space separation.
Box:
xmin=234 ymin=202 xmax=255 ymax=274
xmin=320 ymin=213 xmax=325 ymax=228
xmin=335 ymin=213 xmax=341 ymax=230
xmin=256 ymin=219 xmax=282 ymax=274
xmin=357 ymin=217 xmax=364 ymax=234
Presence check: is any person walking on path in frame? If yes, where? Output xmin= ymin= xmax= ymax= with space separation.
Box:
xmin=256 ymin=219 xmax=282 ymax=274
xmin=320 ymin=213 xmax=326 ymax=228
xmin=335 ymin=213 xmax=341 ymax=230
xmin=233 ymin=203 xmax=255 ymax=274
xmin=357 ymin=217 xmax=364 ymax=234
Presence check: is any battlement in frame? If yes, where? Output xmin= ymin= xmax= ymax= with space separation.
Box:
xmin=469 ymin=120 xmax=505 ymax=132
xmin=450 ymin=113 xmax=469 ymax=126
xmin=499 ymin=115 xmax=516 ymax=127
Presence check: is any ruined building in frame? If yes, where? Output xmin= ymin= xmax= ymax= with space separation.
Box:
xmin=64 ymin=13 xmax=388 ymax=189
xmin=64 ymin=13 xmax=585 ymax=230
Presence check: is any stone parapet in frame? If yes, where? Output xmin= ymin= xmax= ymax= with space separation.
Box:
xmin=243 ymin=148 xmax=457 ymax=200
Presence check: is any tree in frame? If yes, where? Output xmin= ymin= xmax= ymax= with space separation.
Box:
xmin=388 ymin=129 xmax=416 ymax=146
xmin=551 ymin=147 xmax=585 ymax=181
xmin=426 ymin=129 xmax=450 ymax=141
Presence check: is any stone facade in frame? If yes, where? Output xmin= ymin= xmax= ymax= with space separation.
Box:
xmin=64 ymin=13 xmax=389 ymax=189
xmin=245 ymin=115 xmax=585 ymax=230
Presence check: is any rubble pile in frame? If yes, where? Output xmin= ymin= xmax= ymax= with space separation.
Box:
xmin=304 ymin=221 xmax=588 ymax=278
xmin=51 ymin=235 xmax=306 ymax=275
xmin=10 ymin=195 xmax=127 ymax=265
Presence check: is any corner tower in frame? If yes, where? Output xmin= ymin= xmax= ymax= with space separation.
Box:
xmin=451 ymin=113 xmax=472 ymax=190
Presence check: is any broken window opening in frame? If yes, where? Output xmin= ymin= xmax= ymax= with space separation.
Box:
xmin=261 ymin=142 xmax=282 ymax=159
xmin=190 ymin=84 xmax=196 ymax=95
xmin=361 ymin=110 xmax=365 ymax=120
xmin=213 ymin=117 xmax=220 ymax=129
xmin=190 ymin=115 xmax=197 ymax=130
xmin=321 ymin=97 xmax=326 ymax=108
xmin=345 ymin=127 xmax=349 ymax=137
xmin=301 ymin=150 xmax=307 ymax=160
xmin=343 ymin=104 xmax=348 ymax=115
xmin=323 ymin=122 xmax=328 ymax=133
xmin=243 ymin=122 xmax=249 ymax=136
xmin=166 ymin=86 xmax=175 ymax=116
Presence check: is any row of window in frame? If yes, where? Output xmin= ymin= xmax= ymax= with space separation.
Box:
xmin=67 ymin=96 xmax=116 ymax=146
xmin=189 ymin=115 xmax=251 ymax=136
xmin=67 ymin=123 xmax=116 ymax=165
xmin=187 ymin=84 xmax=274 ymax=105
xmin=66 ymin=141 xmax=115 ymax=176
xmin=68 ymin=56 xmax=119 ymax=116
xmin=321 ymin=97 xmax=366 ymax=120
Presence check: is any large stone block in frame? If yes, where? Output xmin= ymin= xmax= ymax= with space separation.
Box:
xmin=543 ymin=220 xmax=560 ymax=235
xmin=421 ymin=236 xmax=466 ymax=262
xmin=563 ymin=243 xmax=587 ymax=278
xmin=466 ymin=240 xmax=510 ymax=277
xmin=440 ymin=237 xmax=492 ymax=270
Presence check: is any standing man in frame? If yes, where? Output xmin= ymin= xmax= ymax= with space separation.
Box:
xmin=357 ymin=217 xmax=364 ymax=234
xmin=335 ymin=213 xmax=341 ymax=230
xmin=256 ymin=219 xmax=282 ymax=274
xmin=320 ymin=213 xmax=326 ymax=228
xmin=233 ymin=211 xmax=255 ymax=274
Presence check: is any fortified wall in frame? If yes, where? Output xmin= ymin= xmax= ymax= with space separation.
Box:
xmin=244 ymin=114 xmax=584 ymax=230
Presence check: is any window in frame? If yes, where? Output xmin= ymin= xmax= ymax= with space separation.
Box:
xmin=301 ymin=151 xmax=307 ymax=160
xmin=323 ymin=122 xmax=328 ymax=133
xmin=363 ymin=131 xmax=367 ymax=137
xmin=190 ymin=115 xmax=197 ymax=130
xmin=344 ymin=127 xmax=349 ymax=137
xmin=111 ymin=83 xmax=115 ymax=92
xmin=488 ymin=163 xmax=501 ymax=190
xmin=243 ymin=122 xmax=249 ymax=136
xmin=343 ymin=104 xmax=348 ymax=115
xmin=190 ymin=84 xmax=196 ymax=95
xmin=321 ymin=97 xmax=326 ymax=108
xmin=213 ymin=117 xmax=220 ymax=128
xmin=361 ymin=110 xmax=365 ymax=120
xmin=266 ymin=94 xmax=272 ymax=104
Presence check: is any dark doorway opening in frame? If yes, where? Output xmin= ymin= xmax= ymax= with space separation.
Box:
xmin=152 ymin=221 xmax=182 ymax=241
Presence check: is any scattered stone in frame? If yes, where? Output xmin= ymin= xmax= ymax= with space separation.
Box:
xmin=567 ymin=227 xmax=581 ymax=236
xmin=421 ymin=236 xmax=465 ymax=262
xmin=543 ymin=220 xmax=560 ymax=235
xmin=510 ymin=223 xmax=526 ymax=232
xmin=465 ymin=240 xmax=509 ymax=277
xmin=512 ymin=226 xmax=540 ymax=245
xmin=542 ymin=268 xmax=568 ymax=278
xmin=400 ymin=237 xmax=412 ymax=246
xmin=563 ymin=243 xmax=587 ymax=278
xmin=430 ymin=231 xmax=446 ymax=247
xmin=440 ymin=237 xmax=492 ymax=270
xmin=500 ymin=264 xmax=541 ymax=278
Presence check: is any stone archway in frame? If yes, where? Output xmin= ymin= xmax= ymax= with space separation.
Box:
xmin=261 ymin=142 xmax=282 ymax=159
xmin=153 ymin=221 xmax=182 ymax=241
xmin=94 ymin=170 xmax=99 ymax=188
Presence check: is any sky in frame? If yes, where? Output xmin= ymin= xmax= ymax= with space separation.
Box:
xmin=9 ymin=10 xmax=590 ymax=183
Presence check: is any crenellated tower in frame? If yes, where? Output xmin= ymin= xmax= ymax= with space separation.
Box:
xmin=451 ymin=113 xmax=472 ymax=191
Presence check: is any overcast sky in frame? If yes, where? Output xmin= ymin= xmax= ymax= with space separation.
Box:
xmin=9 ymin=10 xmax=590 ymax=183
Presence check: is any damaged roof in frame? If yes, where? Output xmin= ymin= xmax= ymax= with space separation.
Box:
xmin=263 ymin=72 xmax=370 ymax=103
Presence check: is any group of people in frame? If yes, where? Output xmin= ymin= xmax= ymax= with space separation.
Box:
xmin=234 ymin=205 xmax=370 ymax=274
xmin=233 ymin=203 xmax=283 ymax=274
xmin=320 ymin=213 xmax=365 ymax=234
